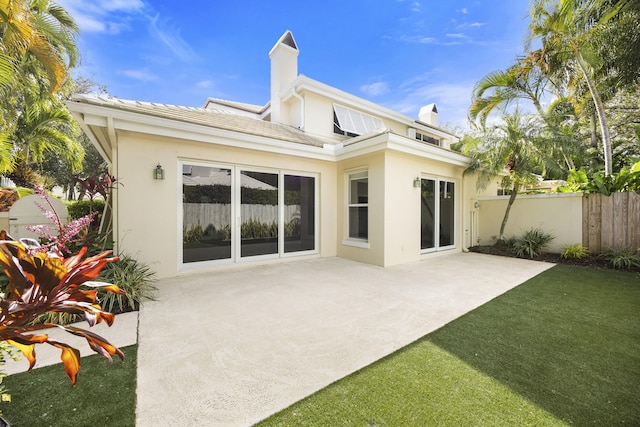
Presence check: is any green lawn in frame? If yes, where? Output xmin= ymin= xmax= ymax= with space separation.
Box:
xmin=1 ymin=345 xmax=137 ymax=427
xmin=258 ymin=265 xmax=640 ymax=426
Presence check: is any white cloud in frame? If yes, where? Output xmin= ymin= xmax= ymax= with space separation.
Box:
xmin=56 ymin=0 xmax=145 ymax=33
xmin=196 ymin=80 xmax=213 ymax=89
xmin=392 ymin=78 xmax=477 ymax=129
xmin=458 ymin=8 xmax=469 ymax=14
xmin=361 ymin=82 xmax=390 ymax=97
xmin=118 ymin=68 xmax=158 ymax=81
xmin=446 ymin=33 xmax=467 ymax=39
xmin=147 ymin=15 xmax=198 ymax=63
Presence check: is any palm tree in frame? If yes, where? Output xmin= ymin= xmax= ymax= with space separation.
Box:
xmin=527 ymin=0 xmax=634 ymax=175
xmin=469 ymin=51 xmax=554 ymax=128
xmin=0 ymin=0 xmax=78 ymax=94
xmin=464 ymin=112 xmax=546 ymax=242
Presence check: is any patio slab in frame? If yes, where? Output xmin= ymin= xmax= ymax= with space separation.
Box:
xmin=136 ymin=252 xmax=554 ymax=426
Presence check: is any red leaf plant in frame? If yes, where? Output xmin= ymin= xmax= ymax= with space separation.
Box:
xmin=0 ymin=238 xmax=125 ymax=384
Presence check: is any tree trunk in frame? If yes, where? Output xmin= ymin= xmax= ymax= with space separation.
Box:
xmin=498 ymin=184 xmax=519 ymax=241
xmin=575 ymin=51 xmax=613 ymax=175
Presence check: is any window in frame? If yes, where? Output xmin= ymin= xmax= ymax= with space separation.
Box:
xmin=333 ymin=104 xmax=384 ymax=136
xmin=182 ymin=165 xmax=232 ymax=263
xmin=347 ymin=171 xmax=368 ymax=240
xmin=415 ymin=131 xmax=440 ymax=146
xmin=181 ymin=162 xmax=317 ymax=268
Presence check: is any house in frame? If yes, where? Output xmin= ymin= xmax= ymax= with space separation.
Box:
xmin=66 ymin=31 xmax=490 ymax=279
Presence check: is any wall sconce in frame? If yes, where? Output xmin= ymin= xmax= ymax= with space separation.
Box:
xmin=413 ymin=177 xmax=421 ymax=188
xmin=154 ymin=163 xmax=165 ymax=180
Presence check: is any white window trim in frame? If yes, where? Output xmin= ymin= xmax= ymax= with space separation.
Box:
xmin=344 ymin=169 xmax=369 ymax=248
xmin=179 ymin=160 xmax=319 ymax=272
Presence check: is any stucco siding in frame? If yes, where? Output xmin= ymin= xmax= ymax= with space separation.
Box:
xmin=114 ymin=131 xmax=337 ymax=278
xmin=477 ymin=193 xmax=583 ymax=252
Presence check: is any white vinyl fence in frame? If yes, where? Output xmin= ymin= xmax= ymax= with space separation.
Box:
xmin=183 ymin=203 xmax=300 ymax=230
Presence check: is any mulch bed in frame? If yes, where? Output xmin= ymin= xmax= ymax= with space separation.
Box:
xmin=468 ymin=245 xmax=640 ymax=272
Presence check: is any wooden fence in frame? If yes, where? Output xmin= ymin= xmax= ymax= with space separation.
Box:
xmin=582 ymin=192 xmax=640 ymax=253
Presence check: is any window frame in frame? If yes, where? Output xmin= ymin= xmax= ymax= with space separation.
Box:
xmin=343 ymin=170 xmax=370 ymax=248
xmin=179 ymin=160 xmax=319 ymax=271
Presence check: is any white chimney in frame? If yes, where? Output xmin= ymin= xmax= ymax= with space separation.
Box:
xmin=269 ymin=30 xmax=298 ymax=124
xmin=419 ymin=103 xmax=438 ymax=127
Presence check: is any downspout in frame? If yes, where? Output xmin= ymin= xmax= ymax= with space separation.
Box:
xmin=289 ymin=86 xmax=304 ymax=130
xmin=107 ymin=116 xmax=119 ymax=255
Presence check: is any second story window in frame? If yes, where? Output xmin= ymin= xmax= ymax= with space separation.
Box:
xmin=415 ymin=131 xmax=440 ymax=146
xmin=333 ymin=104 xmax=384 ymax=137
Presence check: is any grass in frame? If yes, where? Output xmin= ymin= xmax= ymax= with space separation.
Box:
xmin=1 ymin=345 xmax=137 ymax=426
xmin=258 ymin=265 xmax=640 ymax=426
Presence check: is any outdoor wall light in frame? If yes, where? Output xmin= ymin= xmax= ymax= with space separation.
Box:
xmin=413 ymin=177 xmax=421 ymax=188
xmin=154 ymin=164 xmax=165 ymax=180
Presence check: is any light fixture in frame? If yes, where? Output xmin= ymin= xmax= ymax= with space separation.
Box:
xmin=413 ymin=177 xmax=421 ymax=188
xmin=154 ymin=163 xmax=165 ymax=180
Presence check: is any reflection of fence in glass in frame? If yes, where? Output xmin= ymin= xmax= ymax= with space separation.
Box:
xmin=183 ymin=204 xmax=301 ymax=240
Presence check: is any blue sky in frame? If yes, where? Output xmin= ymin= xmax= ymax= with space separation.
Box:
xmin=57 ymin=0 xmax=532 ymax=129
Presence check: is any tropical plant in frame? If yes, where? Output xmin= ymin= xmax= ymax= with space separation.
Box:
xmin=599 ymin=247 xmax=640 ymax=270
xmin=0 ymin=240 xmax=124 ymax=384
xmin=463 ymin=112 xmax=546 ymax=241
xmin=0 ymin=0 xmax=79 ymax=94
xmin=96 ymin=255 xmax=157 ymax=314
xmin=509 ymin=228 xmax=555 ymax=259
xmin=527 ymin=0 xmax=635 ymax=175
xmin=561 ymin=243 xmax=589 ymax=259
xmin=469 ymin=51 xmax=553 ymax=129
xmin=25 ymin=186 xmax=96 ymax=256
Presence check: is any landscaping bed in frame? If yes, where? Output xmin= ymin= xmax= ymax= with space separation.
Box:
xmin=468 ymin=244 xmax=640 ymax=272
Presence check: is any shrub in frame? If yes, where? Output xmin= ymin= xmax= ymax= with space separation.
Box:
xmin=561 ymin=243 xmax=589 ymax=259
xmin=599 ymin=247 xmax=640 ymax=270
xmin=97 ymin=255 xmax=157 ymax=313
xmin=66 ymin=199 xmax=106 ymax=220
xmin=32 ymin=255 xmax=157 ymax=325
xmin=509 ymin=228 xmax=554 ymax=259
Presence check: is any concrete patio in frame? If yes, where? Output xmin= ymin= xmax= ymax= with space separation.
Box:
xmin=4 ymin=252 xmax=555 ymax=425
xmin=136 ymin=252 xmax=553 ymax=426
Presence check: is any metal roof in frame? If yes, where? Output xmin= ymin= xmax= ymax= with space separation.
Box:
xmin=68 ymin=94 xmax=328 ymax=148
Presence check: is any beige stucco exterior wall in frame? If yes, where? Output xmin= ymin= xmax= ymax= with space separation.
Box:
xmin=477 ymin=193 xmax=583 ymax=252
xmin=336 ymin=149 xmax=470 ymax=267
xmin=114 ymin=130 xmax=337 ymax=278
xmin=383 ymin=151 xmax=467 ymax=266
xmin=336 ymin=152 xmax=385 ymax=266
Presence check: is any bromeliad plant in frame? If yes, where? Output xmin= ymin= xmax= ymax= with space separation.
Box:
xmin=0 ymin=238 xmax=125 ymax=384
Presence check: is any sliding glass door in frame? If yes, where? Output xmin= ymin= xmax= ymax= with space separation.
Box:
xmin=240 ymin=170 xmax=279 ymax=258
xmin=421 ymin=177 xmax=456 ymax=253
xmin=182 ymin=165 xmax=232 ymax=263
xmin=181 ymin=162 xmax=317 ymax=267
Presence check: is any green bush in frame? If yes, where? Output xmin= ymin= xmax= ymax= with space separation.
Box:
xmin=599 ymin=247 xmax=640 ymax=270
xmin=97 ymin=255 xmax=157 ymax=313
xmin=508 ymin=228 xmax=555 ymax=259
xmin=561 ymin=243 xmax=589 ymax=259
xmin=66 ymin=199 xmax=106 ymax=220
